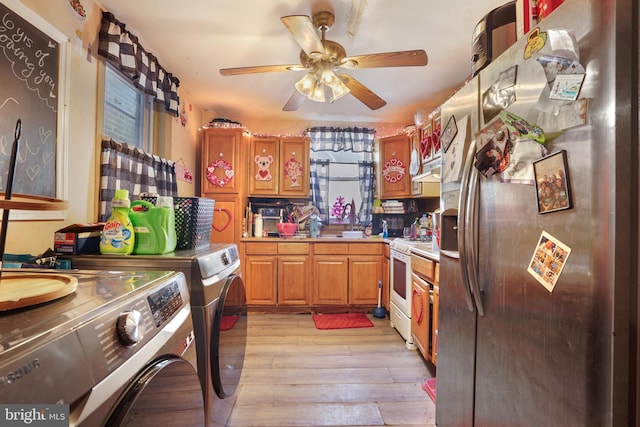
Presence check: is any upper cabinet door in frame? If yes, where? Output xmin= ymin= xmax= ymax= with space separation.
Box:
xmin=279 ymin=137 xmax=309 ymax=197
xmin=249 ymin=136 xmax=279 ymax=196
xmin=380 ymin=134 xmax=412 ymax=198
xmin=202 ymin=128 xmax=247 ymax=194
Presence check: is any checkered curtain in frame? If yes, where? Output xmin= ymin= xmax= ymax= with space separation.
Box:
xmin=358 ymin=161 xmax=375 ymax=225
xmin=99 ymin=138 xmax=177 ymax=221
xmin=306 ymin=127 xmax=375 ymax=224
xmin=97 ymin=11 xmax=180 ymax=116
xmin=310 ymin=159 xmax=330 ymax=222
xmin=306 ymin=126 xmax=375 ymax=152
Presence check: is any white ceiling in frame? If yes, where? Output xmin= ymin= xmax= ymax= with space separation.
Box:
xmin=96 ymin=0 xmax=510 ymax=126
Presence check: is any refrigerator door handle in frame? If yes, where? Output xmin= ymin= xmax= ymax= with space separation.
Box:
xmin=457 ymin=140 xmax=477 ymax=312
xmin=465 ymin=163 xmax=484 ymax=316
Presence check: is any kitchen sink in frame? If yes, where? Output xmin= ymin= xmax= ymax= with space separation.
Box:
xmin=342 ymin=230 xmax=364 ymax=238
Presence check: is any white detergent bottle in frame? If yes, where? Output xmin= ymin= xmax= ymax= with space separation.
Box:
xmin=100 ymin=189 xmax=135 ymax=254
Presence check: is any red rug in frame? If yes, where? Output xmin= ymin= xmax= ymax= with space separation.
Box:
xmin=312 ymin=313 xmax=374 ymax=330
xmin=422 ymin=377 xmax=436 ymax=403
xmin=220 ymin=315 xmax=239 ymax=331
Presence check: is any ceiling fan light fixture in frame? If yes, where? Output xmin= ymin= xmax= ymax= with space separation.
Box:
xmin=329 ymin=80 xmax=350 ymax=102
xmin=295 ymin=73 xmax=317 ymax=96
xmin=308 ymin=82 xmax=326 ymax=102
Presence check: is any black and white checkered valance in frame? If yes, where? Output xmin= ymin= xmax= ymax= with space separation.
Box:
xmin=97 ymin=11 xmax=180 ymax=116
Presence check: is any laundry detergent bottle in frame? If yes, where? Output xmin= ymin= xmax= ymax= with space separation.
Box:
xmin=129 ymin=197 xmax=176 ymax=255
xmin=154 ymin=196 xmax=177 ymax=254
xmin=100 ymin=189 xmax=135 ymax=254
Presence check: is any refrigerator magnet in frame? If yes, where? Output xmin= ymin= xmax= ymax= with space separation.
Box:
xmin=527 ymin=231 xmax=571 ymax=292
xmin=533 ymin=150 xmax=572 ymax=213
xmin=441 ymin=115 xmax=458 ymax=153
xmin=499 ymin=110 xmax=545 ymax=144
xmin=549 ymin=73 xmax=586 ymax=101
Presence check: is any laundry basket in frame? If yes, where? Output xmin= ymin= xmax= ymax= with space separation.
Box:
xmin=142 ymin=196 xmax=215 ymax=249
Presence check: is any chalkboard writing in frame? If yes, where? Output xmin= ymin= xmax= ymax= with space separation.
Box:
xmin=0 ymin=3 xmax=58 ymax=197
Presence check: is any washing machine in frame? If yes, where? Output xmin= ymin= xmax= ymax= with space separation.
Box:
xmin=0 ymin=268 xmax=204 ymax=426
xmin=68 ymin=243 xmax=247 ymax=427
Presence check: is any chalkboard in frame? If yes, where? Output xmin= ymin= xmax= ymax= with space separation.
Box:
xmin=0 ymin=2 xmax=59 ymax=197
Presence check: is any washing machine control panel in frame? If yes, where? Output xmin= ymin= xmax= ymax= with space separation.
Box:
xmin=147 ymin=280 xmax=184 ymax=326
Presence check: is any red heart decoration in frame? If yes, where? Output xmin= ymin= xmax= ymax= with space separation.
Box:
xmin=259 ymin=170 xmax=268 ymax=178
xmin=212 ymin=208 xmax=232 ymax=232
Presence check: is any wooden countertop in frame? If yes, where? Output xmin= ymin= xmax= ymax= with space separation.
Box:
xmin=241 ymin=237 xmax=389 ymax=243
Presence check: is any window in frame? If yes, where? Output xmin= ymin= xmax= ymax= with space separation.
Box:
xmin=307 ymin=127 xmax=376 ymax=227
xmin=102 ymin=64 xmax=154 ymax=152
xmin=311 ymin=150 xmax=370 ymax=224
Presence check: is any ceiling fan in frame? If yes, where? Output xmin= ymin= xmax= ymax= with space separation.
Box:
xmin=219 ymin=11 xmax=428 ymax=111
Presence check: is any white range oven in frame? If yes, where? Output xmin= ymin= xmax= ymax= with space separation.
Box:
xmin=389 ymin=239 xmax=415 ymax=349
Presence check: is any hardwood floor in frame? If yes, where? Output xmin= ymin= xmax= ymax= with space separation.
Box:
xmin=228 ymin=313 xmax=436 ymax=427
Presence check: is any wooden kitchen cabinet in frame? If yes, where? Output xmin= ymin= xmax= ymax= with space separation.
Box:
xmin=348 ymin=243 xmax=383 ymax=305
xmin=432 ymin=284 xmax=439 ymax=366
xmin=201 ymin=127 xmax=249 ymax=194
xmin=349 ymin=256 xmax=382 ymax=304
xmin=411 ymin=253 xmax=439 ymax=363
xmin=411 ymin=274 xmax=430 ymax=359
xmin=277 ymin=242 xmax=310 ymax=305
xmin=244 ymin=242 xmax=310 ymax=306
xmin=201 ymin=127 xmax=249 ymax=245
xmin=249 ymin=136 xmax=309 ymax=197
xmin=244 ymin=254 xmax=277 ymax=305
xmin=312 ymin=255 xmax=348 ymax=305
xmin=379 ymin=133 xmax=420 ymax=199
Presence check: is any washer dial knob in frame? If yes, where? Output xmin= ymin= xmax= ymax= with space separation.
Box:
xmin=116 ymin=310 xmax=144 ymax=346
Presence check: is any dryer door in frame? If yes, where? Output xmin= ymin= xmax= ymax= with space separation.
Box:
xmin=106 ymin=357 xmax=205 ymax=427
xmin=212 ymin=274 xmax=247 ymax=398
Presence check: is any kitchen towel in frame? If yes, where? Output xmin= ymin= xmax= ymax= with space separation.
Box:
xmin=312 ymin=313 xmax=374 ymax=330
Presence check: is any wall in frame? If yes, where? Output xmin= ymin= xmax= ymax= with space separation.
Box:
xmin=2 ymin=0 xmax=415 ymax=256
xmin=3 ymin=0 xmax=204 ymax=254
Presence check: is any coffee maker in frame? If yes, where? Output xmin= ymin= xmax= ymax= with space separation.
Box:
xmin=258 ymin=207 xmax=282 ymax=237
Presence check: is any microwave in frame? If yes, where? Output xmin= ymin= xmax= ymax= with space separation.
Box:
xmin=371 ymin=213 xmax=415 ymax=237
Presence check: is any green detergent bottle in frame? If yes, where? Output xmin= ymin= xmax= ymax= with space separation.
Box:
xmin=130 ymin=196 xmax=176 ymax=255
xmin=100 ymin=189 xmax=135 ymax=254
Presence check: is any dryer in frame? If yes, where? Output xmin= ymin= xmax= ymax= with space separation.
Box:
xmin=69 ymin=243 xmax=247 ymax=427
xmin=0 ymin=269 xmax=204 ymax=427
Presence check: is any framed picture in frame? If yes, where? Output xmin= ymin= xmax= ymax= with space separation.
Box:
xmin=533 ymin=150 xmax=572 ymax=214
xmin=441 ymin=115 xmax=458 ymax=153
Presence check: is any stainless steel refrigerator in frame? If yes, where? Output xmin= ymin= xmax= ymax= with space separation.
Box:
xmin=436 ymin=0 xmax=638 ymax=426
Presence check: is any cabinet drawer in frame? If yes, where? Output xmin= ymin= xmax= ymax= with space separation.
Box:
xmin=314 ymin=243 xmax=348 ymax=255
xmin=411 ymin=255 xmax=435 ymax=281
xmin=278 ymin=242 xmax=310 ymax=254
xmin=348 ymin=243 xmax=382 ymax=255
xmin=245 ymin=242 xmax=278 ymax=255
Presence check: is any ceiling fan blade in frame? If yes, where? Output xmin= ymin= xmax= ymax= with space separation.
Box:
xmin=283 ymin=91 xmax=306 ymax=111
xmin=345 ymin=49 xmax=428 ymax=69
xmin=220 ymin=64 xmax=303 ymax=76
xmin=281 ymin=15 xmax=325 ymax=58
xmin=339 ymin=73 xmax=386 ymax=110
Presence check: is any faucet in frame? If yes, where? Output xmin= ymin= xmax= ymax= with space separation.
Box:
xmin=348 ymin=198 xmax=357 ymax=231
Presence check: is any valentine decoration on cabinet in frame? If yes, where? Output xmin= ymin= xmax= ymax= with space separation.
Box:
xmin=206 ymin=158 xmax=234 ymax=187
xmin=254 ymin=155 xmax=274 ymax=181
xmin=284 ymin=157 xmax=302 ymax=187
xmin=382 ymin=157 xmax=406 ymax=183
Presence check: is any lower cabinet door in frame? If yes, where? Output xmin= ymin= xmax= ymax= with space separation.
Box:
xmin=244 ymin=255 xmax=277 ymax=305
xmin=312 ymin=256 xmax=348 ymax=305
xmin=278 ymin=256 xmax=310 ymax=305
xmin=410 ymin=275 xmax=430 ymax=359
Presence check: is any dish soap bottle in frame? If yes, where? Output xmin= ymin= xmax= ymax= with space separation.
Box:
xmin=100 ymin=189 xmax=135 ymax=254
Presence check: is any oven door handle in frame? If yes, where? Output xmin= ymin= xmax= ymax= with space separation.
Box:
xmin=457 ymin=140 xmax=476 ymax=313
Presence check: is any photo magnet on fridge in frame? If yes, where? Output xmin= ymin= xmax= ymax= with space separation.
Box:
xmin=533 ymin=150 xmax=572 ymax=214
xmin=527 ymin=231 xmax=571 ymax=292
